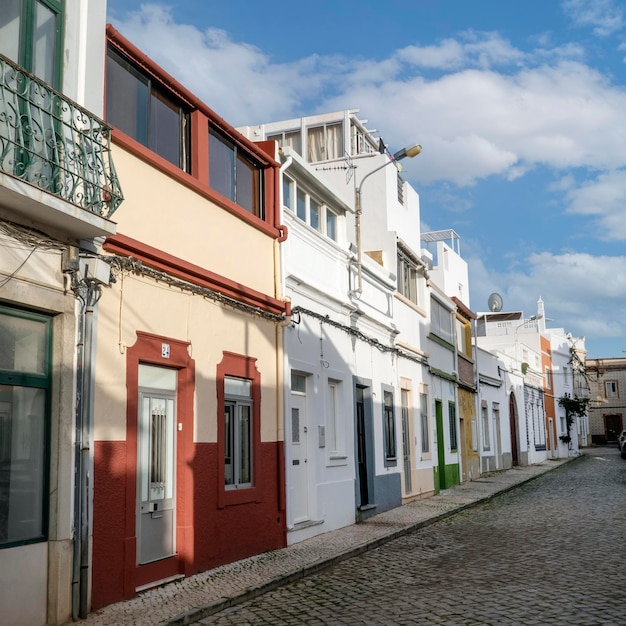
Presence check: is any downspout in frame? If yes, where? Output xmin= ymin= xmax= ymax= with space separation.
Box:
xmin=71 ymin=266 xmax=103 ymax=619
xmin=277 ymin=155 xmax=293 ymax=525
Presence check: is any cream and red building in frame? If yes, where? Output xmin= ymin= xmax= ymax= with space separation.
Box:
xmin=90 ymin=26 xmax=289 ymax=609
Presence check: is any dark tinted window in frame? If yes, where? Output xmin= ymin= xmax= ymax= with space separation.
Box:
xmin=209 ymin=128 xmax=263 ymax=218
xmin=106 ymin=47 xmax=189 ymax=171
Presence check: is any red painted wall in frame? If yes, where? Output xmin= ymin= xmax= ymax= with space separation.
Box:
xmin=93 ymin=440 xmax=285 ymax=609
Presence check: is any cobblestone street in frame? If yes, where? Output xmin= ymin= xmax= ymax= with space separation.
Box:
xmin=195 ymin=448 xmax=626 ymax=626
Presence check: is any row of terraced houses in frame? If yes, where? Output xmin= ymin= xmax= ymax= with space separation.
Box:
xmin=0 ymin=3 xmax=606 ymax=625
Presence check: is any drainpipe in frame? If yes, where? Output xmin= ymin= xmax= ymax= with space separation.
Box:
xmin=277 ymin=154 xmax=293 ymax=523
xmin=71 ymin=261 xmax=104 ymax=619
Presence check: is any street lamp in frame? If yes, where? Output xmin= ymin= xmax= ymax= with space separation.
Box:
xmin=353 ymin=143 xmax=422 ymax=295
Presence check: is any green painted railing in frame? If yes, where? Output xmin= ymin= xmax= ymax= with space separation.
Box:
xmin=0 ymin=53 xmax=123 ymax=219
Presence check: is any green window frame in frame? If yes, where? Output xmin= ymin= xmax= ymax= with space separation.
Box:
xmin=0 ymin=304 xmax=52 ymax=549
xmin=0 ymin=0 xmax=64 ymax=88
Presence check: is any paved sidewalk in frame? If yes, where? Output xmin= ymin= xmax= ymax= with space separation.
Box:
xmin=80 ymin=456 xmax=578 ymax=626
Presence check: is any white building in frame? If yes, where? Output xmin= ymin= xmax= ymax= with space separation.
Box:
xmin=240 ymin=110 xmax=437 ymax=531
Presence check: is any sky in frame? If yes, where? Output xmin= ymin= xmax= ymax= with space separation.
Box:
xmin=106 ymin=0 xmax=626 ymax=359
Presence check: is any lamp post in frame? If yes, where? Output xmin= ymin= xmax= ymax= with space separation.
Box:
xmin=353 ymin=143 xmax=422 ymax=295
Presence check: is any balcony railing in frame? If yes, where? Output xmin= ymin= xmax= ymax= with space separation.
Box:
xmin=0 ymin=53 xmax=123 ymax=219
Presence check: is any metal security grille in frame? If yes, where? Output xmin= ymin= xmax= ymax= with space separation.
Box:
xmin=150 ymin=405 xmax=166 ymax=488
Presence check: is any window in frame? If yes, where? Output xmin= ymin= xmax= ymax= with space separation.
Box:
xmin=267 ymin=130 xmax=302 ymax=156
xmin=0 ymin=305 xmax=51 ymax=548
xmin=0 ymin=0 xmax=63 ymax=87
xmin=209 ymin=127 xmax=264 ymax=217
xmin=448 ymin=402 xmax=458 ymax=452
xmin=482 ymin=401 xmax=490 ymax=451
xmin=283 ymin=175 xmax=339 ymax=241
xmin=106 ymin=47 xmax=190 ymax=171
xmin=431 ymin=298 xmax=454 ymax=344
xmin=350 ymin=122 xmax=376 ymax=156
xmin=606 ymin=381 xmax=618 ymax=398
xmin=420 ymin=392 xmax=429 ymax=454
xmin=224 ymin=376 xmax=252 ymax=488
xmin=383 ymin=389 xmax=397 ymax=464
xmin=456 ymin=319 xmax=469 ymax=355
xmin=397 ymin=248 xmax=419 ymax=305
xmin=327 ymin=380 xmax=345 ymax=457
xmin=307 ymin=122 xmax=343 ymax=162
xmin=397 ymin=173 xmax=405 ymax=205
xmin=545 ymin=367 xmax=552 ymax=390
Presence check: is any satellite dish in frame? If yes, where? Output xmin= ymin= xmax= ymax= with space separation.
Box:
xmin=488 ymin=292 xmax=503 ymax=312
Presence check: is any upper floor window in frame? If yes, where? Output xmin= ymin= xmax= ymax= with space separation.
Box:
xmin=209 ymin=127 xmax=264 ymax=218
xmin=267 ymin=129 xmax=302 ymax=157
xmin=431 ymin=297 xmax=454 ymax=344
xmin=350 ymin=123 xmax=376 ymax=156
xmin=106 ymin=47 xmax=190 ymax=171
xmin=283 ymin=175 xmax=339 ymax=241
xmin=605 ymin=380 xmax=618 ymax=398
xmin=456 ymin=319 xmax=469 ymax=356
xmin=545 ymin=367 xmax=552 ymax=389
xmin=397 ymin=247 xmax=419 ymax=305
xmin=397 ymin=173 xmax=405 ymax=205
xmin=0 ymin=0 xmax=63 ymax=88
xmin=307 ymin=122 xmax=343 ymax=162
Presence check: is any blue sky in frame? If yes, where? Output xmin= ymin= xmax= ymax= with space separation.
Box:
xmin=106 ymin=0 xmax=626 ymax=358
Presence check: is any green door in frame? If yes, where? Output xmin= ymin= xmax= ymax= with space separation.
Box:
xmin=435 ymin=400 xmax=445 ymax=493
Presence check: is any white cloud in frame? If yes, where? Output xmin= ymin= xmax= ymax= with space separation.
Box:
xmin=396 ymin=31 xmax=524 ymax=70
xmin=563 ymin=170 xmax=626 ymax=239
xmin=109 ymin=5 xmax=329 ymax=124
xmin=111 ymin=5 xmax=626 ymax=192
xmin=562 ymin=0 xmax=625 ymax=36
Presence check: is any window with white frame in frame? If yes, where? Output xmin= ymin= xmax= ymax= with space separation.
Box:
xmin=420 ymin=392 xmax=429 ymax=454
xmin=456 ymin=318 xmax=469 ymax=356
xmin=307 ymin=122 xmax=343 ymax=162
xmin=482 ymin=401 xmax=490 ymax=451
xmin=267 ymin=129 xmax=302 ymax=156
xmin=224 ymin=376 xmax=253 ymax=488
xmin=397 ymin=247 xmax=419 ymax=305
xmin=283 ymin=174 xmax=339 ymax=241
xmin=545 ymin=367 xmax=552 ymax=389
xmin=350 ymin=122 xmax=377 ymax=156
xmin=431 ymin=297 xmax=454 ymax=344
xmin=327 ymin=379 xmax=345 ymax=457
xmin=606 ymin=380 xmax=618 ymax=398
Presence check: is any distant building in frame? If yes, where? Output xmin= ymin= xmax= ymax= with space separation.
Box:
xmin=586 ymin=357 xmax=626 ymax=444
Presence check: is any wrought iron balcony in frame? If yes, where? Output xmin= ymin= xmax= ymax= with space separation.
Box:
xmin=0 ymin=53 xmax=123 ymax=220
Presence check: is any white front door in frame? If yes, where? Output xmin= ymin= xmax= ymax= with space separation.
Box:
xmin=290 ymin=391 xmax=310 ymax=524
xmin=137 ymin=365 xmax=177 ymax=564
